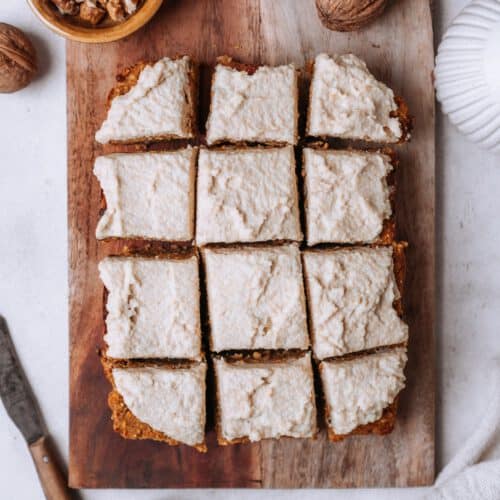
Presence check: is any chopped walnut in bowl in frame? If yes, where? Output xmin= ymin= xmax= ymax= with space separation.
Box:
xmin=50 ymin=0 xmax=143 ymax=26
xmin=28 ymin=0 xmax=162 ymax=43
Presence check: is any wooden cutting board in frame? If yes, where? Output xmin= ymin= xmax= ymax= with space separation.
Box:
xmin=67 ymin=0 xmax=435 ymax=488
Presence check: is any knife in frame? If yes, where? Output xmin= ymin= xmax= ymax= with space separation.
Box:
xmin=0 ymin=315 xmax=73 ymax=499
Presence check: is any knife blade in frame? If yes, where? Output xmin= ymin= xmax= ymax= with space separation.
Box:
xmin=0 ymin=315 xmax=45 ymax=444
xmin=0 ymin=315 xmax=73 ymax=499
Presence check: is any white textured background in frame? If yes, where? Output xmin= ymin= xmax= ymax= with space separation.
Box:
xmin=0 ymin=1 xmax=499 ymax=498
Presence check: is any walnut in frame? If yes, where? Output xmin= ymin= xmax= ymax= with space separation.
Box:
xmin=0 ymin=23 xmax=37 ymax=94
xmin=50 ymin=0 xmax=80 ymax=15
xmin=52 ymin=0 xmax=142 ymax=25
xmin=79 ymin=1 xmax=106 ymax=25
xmin=104 ymin=0 xmax=127 ymax=22
xmin=315 ymin=0 xmax=387 ymax=32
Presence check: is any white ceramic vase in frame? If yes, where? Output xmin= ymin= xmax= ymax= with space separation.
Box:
xmin=435 ymin=0 xmax=500 ymax=153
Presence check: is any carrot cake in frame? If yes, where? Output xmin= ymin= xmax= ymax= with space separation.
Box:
xmin=94 ymin=148 xmax=197 ymax=242
xmin=202 ymin=245 xmax=309 ymax=352
xmin=206 ymin=59 xmax=298 ymax=145
xmin=214 ymin=353 xmax=317 ymax=444
xmin=302 ymin=246 xmax=408 ymax=359
xmin=107 ymin=361 xmax=207 ymax=451
xmin=303 ymin=148 xmax=395 ymax=245
xmin=99 ymin=255 xmax=202 ymax=360
xmin=196 ymin=147 xmax=302 ymax=245
xmin=319 ymin=348 xmax=406 ymax=438
xmin=95 ymin=56 xmax=197 ymax=144
xmin=306 ymin=53 xmax=411 ymax=143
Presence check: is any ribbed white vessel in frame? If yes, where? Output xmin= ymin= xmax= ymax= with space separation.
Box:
xmin=435 ymin=0 xmax=500 ymax=153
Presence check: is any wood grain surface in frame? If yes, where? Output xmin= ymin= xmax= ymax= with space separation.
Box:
xmin=67 ymin=0 xmax=435 ymax=488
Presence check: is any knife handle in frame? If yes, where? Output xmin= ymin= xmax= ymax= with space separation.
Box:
xmin=29 ymin=435 xmax=73 ymax=500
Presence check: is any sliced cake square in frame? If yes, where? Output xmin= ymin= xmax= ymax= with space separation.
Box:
xmin=303 ymin=148 xmax=395 ymax=245
xmin=95 ymin=56 xmax=197 ymax=144
xmin=196 ymin=147 xmax=302 ymax=245
xmin=306 ymin=53 xmax=411 ymax=143
xmin=104 ymin=360 xmax=207 ymax=451
xmin=214 ymin=353 xmax=317 ymax=444
xmin=99 ymin=255 xmax=202 ymax=360
xmin=202 ymin=244 xmax=309 ymax=352
xmin=302 ymin=245 xmax=408 ymax=359
xmin=206 ymin=57 xmax=298 ymax=145
xmin=94 ymin=148 xmax=197 ymax=242
xmin=319 ymin=347 xmax=407 ymax=440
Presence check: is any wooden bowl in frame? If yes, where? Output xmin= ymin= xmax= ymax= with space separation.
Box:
xmin=27 ymin=0 xmax=163 ymax=43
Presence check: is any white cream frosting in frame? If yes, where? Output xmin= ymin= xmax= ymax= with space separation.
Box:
xmin=99 ymin=256 xmax=201 ymax=360
xmin=203 ymin=245 xmax=309 ymax=351
xmin=215 ymin=354 xmax=316 ymax=442
xmin=303 ymin=247 xmax=408 ymax=359
xmin=303 ymin=148 xmax=393 ymax=245
xmin=95 ymin=56 xmax=194 ymax=143
xmin=94 ymin=148 xmax=196 ymax=241
xmin=320 ymin=348 xmax=407 ymax=435
xmin=196 ymin=147 xmax=302 ymax=244
xmin=113 ymin=363 xmax=206 ymax=446
xmin=307 ymin=53 xmax=402 ymax=142
xmin=206 ymin=63 xmax=297 ymax=145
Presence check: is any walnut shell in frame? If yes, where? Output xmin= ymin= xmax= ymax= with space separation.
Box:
xmin=0 ymin=23 xmax=37 ymax=93
xmin=315 ymin=0 xmax=387 ymax=32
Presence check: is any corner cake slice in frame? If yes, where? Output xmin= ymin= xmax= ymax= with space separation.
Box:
xmin=306 ymin=53 xmax=411 ymax=143
xmin=95 ymin=56 xmax=197 ymax=144
xmin=214 ymin=353 xmax=317 ymax=444
xmin=104 ymin=359 xmax=207 ymax=452
xmin=319 ymin=347 xmax=407 ymax=441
